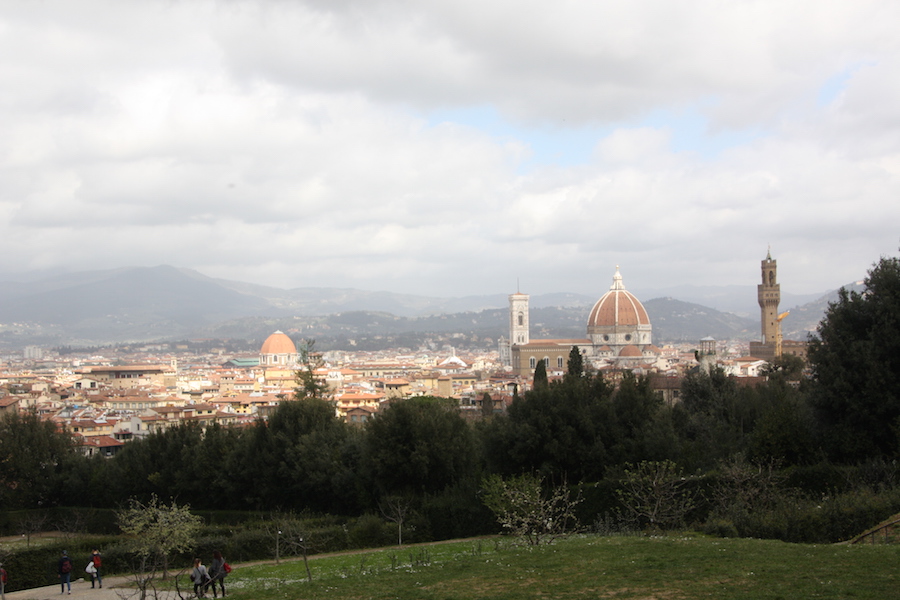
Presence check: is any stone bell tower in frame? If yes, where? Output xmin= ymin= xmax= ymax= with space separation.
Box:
xmin=509 ymin=290 xmax=530 ymax=346
xmin=758 ymin=249 xmax=780 ymax=345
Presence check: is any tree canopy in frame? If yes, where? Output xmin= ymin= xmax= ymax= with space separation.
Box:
xmin=0 ymin=410 xmax=74 ymax=509
xmin=808 ymin=253 xmax=900 ymax=460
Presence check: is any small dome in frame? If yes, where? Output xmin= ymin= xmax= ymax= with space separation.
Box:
xmin=619 ymin=344 xmax=643 ymax=357
xmin=260 ymin=331 xmax=297 ymax=355
xmin=587 ymin=267 xmax=650 ymax=328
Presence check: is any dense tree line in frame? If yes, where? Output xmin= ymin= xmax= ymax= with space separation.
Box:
xmin=2 ymin=254 xmax=900 ymax=541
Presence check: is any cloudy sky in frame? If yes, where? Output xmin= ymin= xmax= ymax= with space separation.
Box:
xmin=1 ymin=1 xmax=898 ymax=298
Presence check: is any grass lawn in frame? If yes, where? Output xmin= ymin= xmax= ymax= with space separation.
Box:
xmin=218 ymin=534 xmax=900 ymax=600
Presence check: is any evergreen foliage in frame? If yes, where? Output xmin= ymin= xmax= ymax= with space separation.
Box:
xmin=808 ymin=253 xmax=900 ymax=461
xmin=0 ymin=410 xmax=74 ymax=509
xmin=532 ymin=359 xmax=548 ymax=388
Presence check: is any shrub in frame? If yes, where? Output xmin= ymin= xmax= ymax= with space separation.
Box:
xmin=702 ymin=519 xmax=738 ymax=538
xmin=347 ymin=514 xmax=394 ymax=549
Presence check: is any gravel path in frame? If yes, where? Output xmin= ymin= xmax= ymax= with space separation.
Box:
xmin=3 ymin=574 xmax=190 ymax=600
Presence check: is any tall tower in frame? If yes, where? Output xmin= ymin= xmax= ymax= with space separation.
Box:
xmin=758 ymin=250 xmax=781 ymax=344
xmin=509 ymin=291 xmax=530 ymax=346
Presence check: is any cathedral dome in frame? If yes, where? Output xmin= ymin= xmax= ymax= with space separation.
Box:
xmin=260 ymin=331 xmax=297 ymax=356
xmin=586 ymin=267 xmax=652 ymax=348
xmin=587 ymin=268 xmax=650 ymax=329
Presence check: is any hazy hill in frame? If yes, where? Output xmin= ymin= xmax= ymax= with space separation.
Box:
xmin=0 ymin=265 xmax=854 ymax=348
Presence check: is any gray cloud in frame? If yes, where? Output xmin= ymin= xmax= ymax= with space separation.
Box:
xmin=0 ymin=0 xmax=898 ymax=299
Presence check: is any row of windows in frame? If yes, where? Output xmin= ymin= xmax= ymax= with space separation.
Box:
xmin=528 ymin=356 xmax=565 ymax=369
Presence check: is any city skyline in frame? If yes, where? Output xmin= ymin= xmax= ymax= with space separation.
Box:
xmin=1 ymin=1 xmax=898 ymax=297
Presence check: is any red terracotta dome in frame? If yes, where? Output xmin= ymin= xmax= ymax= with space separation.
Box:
xmin=618 ymin=344 xmax=643 ymax=357
xmin=260 ymin=331 xmax=297 ymax=355
xmin=587 ymin=268 xmax=650 ymax=328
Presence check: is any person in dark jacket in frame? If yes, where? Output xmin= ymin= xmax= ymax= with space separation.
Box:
xmin=58 ymin=551 xmax=73 ymax=595
xmin=207 ymin=550 xmax=227 ymax=598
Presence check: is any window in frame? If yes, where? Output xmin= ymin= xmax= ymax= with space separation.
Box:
xmin=557 ymin=357 xmax=564 ymax=368
xmin=529 ymin=357 xmax=536 ymax=369
xmin=518 ymin=312 xmax=524 ymax=326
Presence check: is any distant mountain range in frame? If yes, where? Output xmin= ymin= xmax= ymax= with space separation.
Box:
xmin=0 ymin=265 xmax=861 ymax=350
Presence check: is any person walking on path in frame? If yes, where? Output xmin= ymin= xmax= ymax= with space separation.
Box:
xmin=207 ymin=551 xmax=227 ymax=598
xmin=1 ymin=561 xmax=8 ymax=600
xmin=87 ymin=550 xmax=102 ymax=589
xmin=190 ymin=558 xmax=209 ymax=598
xmin=57 ymin=551 xmax=73 ymax=595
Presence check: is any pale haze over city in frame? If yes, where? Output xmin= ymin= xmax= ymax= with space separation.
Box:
xmin=1 ymin=1 xmax=898 ymax=298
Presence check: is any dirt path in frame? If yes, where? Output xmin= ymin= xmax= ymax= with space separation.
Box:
xmin=3 ymin=574 xmax=166 ymax=600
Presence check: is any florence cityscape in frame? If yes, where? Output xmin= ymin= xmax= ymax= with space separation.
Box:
xmin=1 ymin=2 xmax=900 ymax=599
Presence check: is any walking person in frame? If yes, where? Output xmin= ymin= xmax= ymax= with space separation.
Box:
xmin=190 ymin=558 xmax=209 ymax=598
xmin=1 ymin=561 xmax=8 ymax=600
xmin=58 ymin=551 xmax=73 ymax=595
xmin=207 ymin=551 xmax=228 ymax=598
xmin=88 ymin=549 xmax=102 ymax=588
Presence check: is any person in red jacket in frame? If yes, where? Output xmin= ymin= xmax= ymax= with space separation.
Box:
xmin=89 ymin=549 xmax=102 ymax=589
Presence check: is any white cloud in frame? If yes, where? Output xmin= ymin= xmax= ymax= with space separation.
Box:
xmin=0 ymin=0 xmax=898 ymax=299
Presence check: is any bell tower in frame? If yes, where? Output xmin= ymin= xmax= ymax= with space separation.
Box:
xmin=509 ymin=290 xmax=530 ymax=346
xmin=758 ymin=249 xmax=780 ymax=344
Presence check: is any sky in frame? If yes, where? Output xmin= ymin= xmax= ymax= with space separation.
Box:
xmin=1 ymin=0 xmax=899 ymax=298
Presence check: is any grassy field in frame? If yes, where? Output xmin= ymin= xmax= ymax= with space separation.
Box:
xmin=216 ymin=534 xmax=900 ymax=600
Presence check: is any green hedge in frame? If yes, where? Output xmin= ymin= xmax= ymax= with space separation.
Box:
xmin=0 ymin=508 xmax=119 ymax=537
xmin=706 ymin=486 xmax=900 ymax=543
xmin=0 ymin=537 xmax=117 ymax=593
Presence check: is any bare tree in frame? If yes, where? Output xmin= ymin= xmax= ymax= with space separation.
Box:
xmin=481 ymin=474 xmax=582 ymax=545
xmin=55 ymin=509 xmax=89 ymax=543
xmin=265 ymin=513 xmax=334 ymax=583
xmin=710 ymin=455 xmax=788 ymax=525
xmin=379 ymin=495 xmax=413 ymax=546
xmin=16 ymin=512 xmax=48 ymax=547
xmin=616 ymin=460 xmax=697 ymax=530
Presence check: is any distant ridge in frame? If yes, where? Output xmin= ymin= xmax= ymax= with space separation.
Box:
xmin=0 ymin=265 xmax=853 ymax=348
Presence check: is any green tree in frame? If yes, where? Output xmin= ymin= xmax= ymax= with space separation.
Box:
xmin=480 ymin=392 xmax=494 ymax=419
xmin=104 ymin=422 xmax=213 ymax=508
xmin=117 ymin=494 xmax=202 ymax=578
xmin=748 ymin=380 xmax=816 ymax=465
xmin=483 ymin=372 xmax=614 ymax=481
xmin=760 ymin=353 xmax=805 ymax=382
xmin=673 ymin=368 xmax=755 ymax=469
xmin=0 ymin=410 xmax=75 ymax=509
xmin=808 ymin=254 xmax=900 ymax=461
xmin=565 ymin=345 xmax=584 ymax=381
xmin=295 ymin=340 xmax=331 ymax=400
xmin=365 ymin=396 xmax=475 ymax=495
xmin=226 ymin=399 xmax=362 ymax=513
xmin=609 ymin=371 xmax=670 ymax=464
xmin=533 ymin=359 xmax=548 ymax=389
